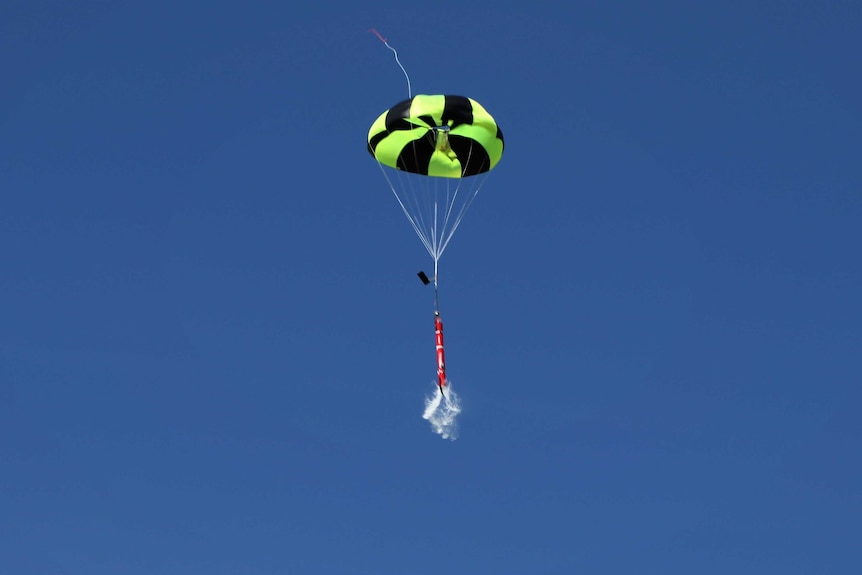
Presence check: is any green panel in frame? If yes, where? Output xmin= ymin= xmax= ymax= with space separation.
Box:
xmin=409 ymin=94 xmax=446 ymax=124
xmin=428 ymin=148 xmax=462 ymax=178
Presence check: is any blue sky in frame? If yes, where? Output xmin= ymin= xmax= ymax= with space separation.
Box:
xmin=2 ymin=1 xmax=860 ymax=573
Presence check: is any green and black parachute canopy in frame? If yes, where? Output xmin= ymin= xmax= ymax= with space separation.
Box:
xmin=367 ymin=94 xmax=504 ymax=178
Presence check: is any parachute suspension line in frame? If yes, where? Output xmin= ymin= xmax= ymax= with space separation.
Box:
xmin=369 ymin=28 xmax=412 ymax=98
xmin=439 ymin=183 xmax=486 ymax=256
xmin=429 ymin=177 xmax=460 ymax=262
xmin=430 ymin=198 xmax=437 ymax=258
xmin=438 ymin=143 xmax=489 ymax=256
xmin=375 ymin=161 xmax=490 ymax=263
xmin=402 ymin=160 xmax=437 ymax=257
xmin=375 ymin=161 xmax=435 ymax=258
xmin=438 ymin=175 xmax=465 ymax=256
xmin=433 ymin=256 xmax=440 ymax=311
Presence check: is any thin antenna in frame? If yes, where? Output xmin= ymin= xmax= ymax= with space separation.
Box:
xmin=369 ymin=28 xmax=412 ymax=98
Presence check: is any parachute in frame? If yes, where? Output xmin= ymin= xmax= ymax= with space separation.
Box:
xmin=367 ymin=94 xmax=505 ymax=276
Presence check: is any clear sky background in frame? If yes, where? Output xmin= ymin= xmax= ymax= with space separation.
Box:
xmin=2 ymin=1 xmax=860 ymax=574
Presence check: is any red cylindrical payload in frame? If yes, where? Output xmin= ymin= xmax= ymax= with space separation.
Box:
xmin=435 ymin=313 xmax=447 ymax=392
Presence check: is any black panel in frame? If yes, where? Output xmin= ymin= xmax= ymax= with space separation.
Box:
xmin=384 ymin=98 xmax=413 ymax=129
xmin=368 ymin=132 xmax=386 ymax=155
xmin=397 ymin=133 xmax=435 ymax=175
xmin=448 ymin=135 xmax=491 ymax=176
xmin=442 ymin=95 xmax=473 ymax=129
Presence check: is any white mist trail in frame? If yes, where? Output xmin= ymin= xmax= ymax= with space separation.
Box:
xmin=422 ymin=382 xmax=461 ymax=440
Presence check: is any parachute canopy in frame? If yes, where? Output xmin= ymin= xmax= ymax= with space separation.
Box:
xmin=368 ymin=95 xmax=504 ymax=178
